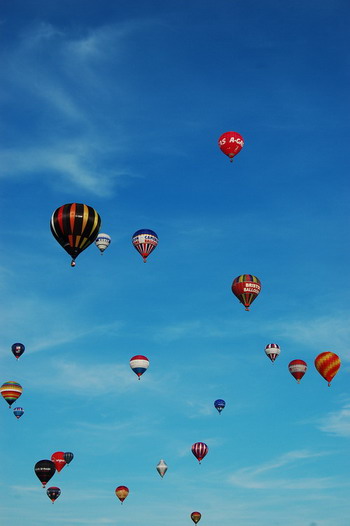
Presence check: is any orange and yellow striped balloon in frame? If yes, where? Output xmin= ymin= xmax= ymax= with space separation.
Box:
xmin=314 ymin=352 xmax=341 ymax=386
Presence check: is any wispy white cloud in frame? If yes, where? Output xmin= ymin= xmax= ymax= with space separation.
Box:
xmin=318 ymin=401 xmax=350 ymax=437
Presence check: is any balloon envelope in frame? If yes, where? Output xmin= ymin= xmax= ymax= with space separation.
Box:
xmin=34 ymin=460 xmax=56 ymax=487
xmin=115 ymin=486 xmax=129 ymax=503
xmin=11 ymin=343 xmax=25 ymax=360
xmin=50 ymin=203 xmax=101 ymax=266
xmin=156 ymin=459 xmax=168 ymax=478
xmin=218 ymin=131 xmax=244 ymax=161
xmin=13 ymin=407 xmax=24 ymax=419
xmin=130 ymin=355 xmax=149 ymax=379
xmin=132 ymin=229 xmax=158 ymax=262
xmin=64 ymin=452 xmax=74 ymax=465
xmin=314 ymin=352 xmax=341 ymax=386
xmin=214 ymin=399 xmax=226 ymax=414
xmin=265 ymin=343 xmax=281 ymax=363
xmin=288 ymin=360 xmax=307 ymax=383
xmin=51 ymin=451 xmax=66 ymax=472
xmin=47 ymin=486 xmax=61 ymax=503
xmin=191 ymin=512 xmax=202 ymax=524
xmin=0 ymin=381 xmax=22 ymax=407
xmin=95 ymin=233 xmax=111 ymax=254
xmin=231 ymin=274 xmax=261 ymax=311
xmin=191 ymin=442 xmax=208 ymax=463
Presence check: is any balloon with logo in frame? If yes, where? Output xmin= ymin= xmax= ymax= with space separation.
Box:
xmin=156 ymin=459 xmax=168 ymax=478
xmin=191 ymin=512 xmax=202 ymax=524
xmin=13 ymin=407 xmax=24 ymax=419
xmin=115 ymin=486 xmax=129 ymax=504
xmin=218 ymin=131 xmax=244 ymax=162
xmin=288 ymin=360 xmax=307 ymax=383
xmin=231 ymin=274 xmax=261 ymax=311
xmin=0 ymin=381 xmax=22 ymax=407
xmin=265 ymin=343 xmax=281 ymax=363
xmin=47 ymin=487 xmax=61 ymax=503
xmin=191 ymin=442 xmax=208 ymax=464
xmin=130 ymin=355 xmax=149 ymax=379
xmin=214 ymin=399 xmax=226 ymax=414
xmin=95 ymin=233 xmax=111 ymax=254
xmin=34 ymin=460 xmax=56 ymax=488
xmin=315 ymin=352 xmax=341 ymax=386
xmin=64 ymin=452 xmax=74 ymax=465
xmin=11 ymin=343 xmax=25 ymax=360
xmin=50 ymin=203 xmax=101 ymax=267
xmin=132 ymin=229 xmax=158 ymax=262
xmin=51 ymin=451 xmax=66 ymax=473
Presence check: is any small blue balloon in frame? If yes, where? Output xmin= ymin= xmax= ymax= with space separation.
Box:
xmin=214 ymin=399 xmax=226 ymax=414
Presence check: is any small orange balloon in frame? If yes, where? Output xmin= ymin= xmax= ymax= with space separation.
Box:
xmin=315 ymin=352 xmax=341 ymax=386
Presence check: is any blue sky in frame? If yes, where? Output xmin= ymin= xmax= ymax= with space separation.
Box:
xmin=0 ymin=1 xmax=350 ymax=525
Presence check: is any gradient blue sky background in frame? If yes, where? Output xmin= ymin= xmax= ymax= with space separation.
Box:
xmin=1 ymin=1 xmax=350 ymax=525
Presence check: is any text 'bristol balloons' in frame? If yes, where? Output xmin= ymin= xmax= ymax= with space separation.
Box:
xmin=214 ymin=399 xmax=226 ymax=414
xmin=51 ymin=452 xmax=66 ymax=473
xmin=218 ymin=131 xmax=244 ymax=162
xmin=50 ymin=203 xmax=101 ymax=267
xmin=132 ymin=229 xmax=158 ymax=262
xmin=64 ymin=452 xmax=74 ymax=465
xmin=34 ymin=460 xmax=56 ymax=488
xmin=191 ymin=442 xmax=208 ymax=463
xmin=0 ymin=381 xmax=22 ymax=407
xmin=130 ymin=355 xmax=149 ymax=379
xmin=95 ymin=233 xmax=111 ymax=254
xmin=191 ymin=512 xmax=202 ymax=524
xmin=315 ymin=352 xmax=341 ymax=386
xmin=115 ymin=486 xmax=129 ymax=503
xmin=47 ymin=486 xmax=61 ymax=503
xmin=11 ymin=343 xmax=25 ymax=360
xmin=288 ymin=360 xmax=307 ymax=383
xmin=13 ymin=407 xmax=24 ymax=419
xmin=265 ymin=343 xmax=281 ymax=363
xmin=231 ymin=274 xmax=261 ymax=311
xmin=156 ymin=459 xmax=168 ymax=478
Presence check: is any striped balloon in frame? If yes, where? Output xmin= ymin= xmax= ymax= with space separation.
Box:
xmin=315 ymin=352 xmax=341 ymax=386
xmin=115 ymin=486 xmax=129 ymax=503
xmin=0 ymin=381 xmax=23 ymax=407
xmin=13 ymin=407 xmax=24 ymax=419
xmin=191 ymin=442 xmax=208 ymax=463
xmin=288 ymin=360 xmax=307 ymax=383
xmin=265 ymin=343 xmax=281 ymax=363
xmin=231 ymin=274 xmax=261 ymax=311
xmin=132 ymin=229 xmax=158 ymax=262
xmin=130 ymin=355 xmax=149 ymax=379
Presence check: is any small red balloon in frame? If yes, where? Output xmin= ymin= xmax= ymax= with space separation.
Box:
xmin=218 ymin=131 xmax=244 ymax=161
xmin=288 ymin=360 xmax=307 ymax=383
xmin=51 ymin=451 xmax=66 ymax=473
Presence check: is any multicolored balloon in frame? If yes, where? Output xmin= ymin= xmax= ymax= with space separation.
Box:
xmin=214 ymin=399 xmax=226 ymax=414
xmin=191 ymin=512 xmax=202 ymax=524
xmin=132 ymin=229 xmax=158 ymax=262
xmin=314 ymin=352 xmax=341 ymax=386
xmin=0 ymin=381 xmax=23 ymax=407
xmin=95 ymin=233 xmax=111 ymax=254
xmin=265 ymin=343 xmax=281 ymax=363
xmin=51 ymin=451 xmax=66 ymax=473
xmin=64 ymin=452 xmax=74 ymax=465
xmin=156 ymin=459 xmax=168 ymax=478
xmin=11 ymin=343 xmax=25 ymax=360
xmin=130 ymin=355 xmax=149 ymax=379
xmin=13 ymin=407 xmax=24 ymax=419
xmin=191 ymin=442 xmax=208 ymax=463
xmin=115 ymin=486 xmax=129 ymax=503
xmin=47 ymin=486 xmax=61 ymax=503
xmin=288 ymin=360 xmax=307 ymax=383
xmin=34 ymin=460 xmax=56 ymax=488
xmin=50 ymin=203 xmax=101 ymax=267
xmin=231 ymin=274 xmax=261 ymax=311
xmin=218 ymin=131 xmax=244 ymax=162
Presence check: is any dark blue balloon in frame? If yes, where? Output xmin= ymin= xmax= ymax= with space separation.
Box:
xmin=13 ymin=407 xmax=24 ymax=419
xmin=214 ymin=399 xmax=226 ymax=414
xmin=64 ymin=452 xmax=74 ymax=465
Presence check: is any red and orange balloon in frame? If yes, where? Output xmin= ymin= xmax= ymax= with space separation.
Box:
xmin=315 ymin=352 xmax=341 ymax=386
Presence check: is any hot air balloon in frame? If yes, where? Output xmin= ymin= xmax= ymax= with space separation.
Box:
xmin=51 ymin=452 xmax=66 ymax=473
xmin=156 ymin=459 xmax=168 ymax=478
xmin=0 ymin=381 xmax=22 ymax=407
xmin=288 ymin=360 xmax=307 ymax=383
xmin=47 ymin=487 xmax=61 ymax=503
xmin=231 ymin=274 xmax=261 ymax=311
xmin=132 ymin=229 xmax=158 ymax=262
xmin=34 ymin=460 xmax=56 ymax=488
xmin=191 ymin=442 xmax=208 ymax=463
xmin=95 ymin=233 xmax=111 ymax=254
xmin=50 ymin=203 xmax=101 ymax=267
xmin=214 ymin=399 xmax=226 ymax=414
xmin=115 ymin=486 xmax=129 ymax=504
xmin=315 ymin=352 xmax=341 ymax=386
xmin=64 ymin=452 xmax=74 ymax=465
xmin=265 ymin=343 xmax=281 ymax=363
xmin=13 ymin=407 xmax=24 ymax=419
xmin=11 ymin=343 xmax=25 ymax=360
xmin=218 ymin=131 xmax=244 ymax=162
xmin=191 ymin=512 xmax=202 ymax=524
xmin=130 ymin=355 xmax=149 ymax=379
